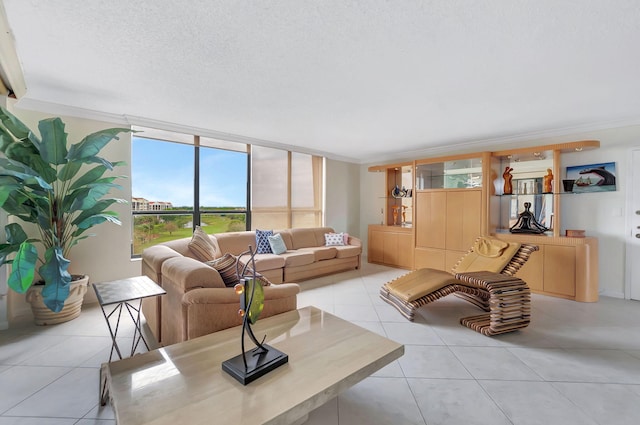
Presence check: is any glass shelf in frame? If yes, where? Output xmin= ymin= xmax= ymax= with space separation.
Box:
xmin=416 ymin=158 xmax=482 ymax=190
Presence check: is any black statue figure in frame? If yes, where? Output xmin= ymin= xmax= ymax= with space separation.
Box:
xmin=510 ymin=202 xmax=549 ymax=234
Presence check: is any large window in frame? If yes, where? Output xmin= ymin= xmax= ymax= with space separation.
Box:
xmin=131 ymin=128 xmax=248 ymax=255
xmin=251 ymin=146 xmax=324 ymax=230
xmin=131 ymin=128 xmax=324 ymax=255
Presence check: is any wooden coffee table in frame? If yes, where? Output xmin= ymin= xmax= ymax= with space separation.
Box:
xmin=101 ymin=306 xmax=404 ymax=425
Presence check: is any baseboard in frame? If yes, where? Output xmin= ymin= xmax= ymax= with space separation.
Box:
xmin=599 ymin=290 xmax=625 ymax=299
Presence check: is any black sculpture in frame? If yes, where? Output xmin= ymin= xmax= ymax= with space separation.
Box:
xmin=221 ymin=246 xmax=288 ymax=385
xmin=510 ymin=202 xmax=549 ymax=234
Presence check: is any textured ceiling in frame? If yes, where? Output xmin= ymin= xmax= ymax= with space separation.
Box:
xmin=3 ymin=0 xmax=640 ymax=163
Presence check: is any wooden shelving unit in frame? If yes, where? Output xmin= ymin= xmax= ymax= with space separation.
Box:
xmin=368 ymin=140 xmax=601 ymax=301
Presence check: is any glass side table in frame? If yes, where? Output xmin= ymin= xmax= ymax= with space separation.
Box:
xmin=93 ymin=275 xmax=166 ymax=405
xmin=92 ymin=275 xmax=166 ymax=362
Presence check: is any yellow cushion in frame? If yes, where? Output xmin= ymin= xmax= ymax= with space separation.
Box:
xmin=452 ymin=240 xmax=521 ymax=274
xmin=474 ymin=238 xmax=509 ymax=257
xmin=386 ymin=268 xmax=461 ymax=303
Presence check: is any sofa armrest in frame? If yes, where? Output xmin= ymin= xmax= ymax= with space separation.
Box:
xmin=180 ymin=283 xmax=301 ymax=341
xmin=182 ymin=283 xmax=301 ymax=305
xmin=141 ymin=244 xmax=184 ymax=281
xmin=161 ymin=256 xmax=226 ymax=291
xmin=347 ymin=235 xmax=362 ymax=247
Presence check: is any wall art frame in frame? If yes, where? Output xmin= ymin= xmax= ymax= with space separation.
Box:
xmin=566 ymin=162 xmax=617 ymax=193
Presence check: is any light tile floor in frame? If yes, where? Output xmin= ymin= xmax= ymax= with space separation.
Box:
xmin=2 ymin=262 xmax=640 ymax=424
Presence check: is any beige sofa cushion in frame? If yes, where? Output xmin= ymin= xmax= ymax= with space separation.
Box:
xmin=214 ymin=231 xmax=258 ymax=255
xmin=279 ymin=251 xmax=315 ymax=267
xmin=334 ymin=245 xmax=362 ymax=259
xmin=238 ymin=253 xmax=286 ymax=272
xmin=299 ymin=246 xmax=337 ymax=261
xmin=287 ymin=227 xmax=336 ymax=249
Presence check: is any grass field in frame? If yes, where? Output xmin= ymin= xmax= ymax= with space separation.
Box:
xmin=132 ymin=214 xmax=246 ymax=254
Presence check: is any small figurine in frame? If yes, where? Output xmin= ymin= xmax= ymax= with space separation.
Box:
xmin=503 ymin=166 xmax=514 ymax=194
xmin=543 ymin=169 xmax=553 ymax=193
xmin=510 ymin=202 xmax=549 ymax=234
xmin=392 ymin=205 xmax=400 ymax=225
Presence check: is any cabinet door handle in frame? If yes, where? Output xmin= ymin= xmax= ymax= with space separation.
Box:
xmin=636 ymin=234 xmax=640 ymax=239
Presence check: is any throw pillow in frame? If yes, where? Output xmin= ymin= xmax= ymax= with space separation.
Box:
xmin=206 ymin=253 xmax=239 ymax=287
xmin=325 ymin=232 xmax=345 ymax=246
xmin=255 ymin=229 xmax=274 ymax=254
xmin=268 ymin=233 xmax=287 ymax=255
xmin=188 ymin=226 xmax=217 ymax=261
xmin=342 ymin=232 xmax=349 ymax=245
xmin=233 ymin=260 xmax=273 ymax=287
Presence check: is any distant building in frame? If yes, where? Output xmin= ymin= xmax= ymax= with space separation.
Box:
xmin=132 ymin=197 xmax=173 ymax=211
xmin=149 ymin=201 xmax=173 ymax=211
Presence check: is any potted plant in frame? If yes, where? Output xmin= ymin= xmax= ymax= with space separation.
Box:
xmin=0 ymin=106 xmax=130 ymax=323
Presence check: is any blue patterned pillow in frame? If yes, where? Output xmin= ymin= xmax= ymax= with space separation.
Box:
xmin=255 ymin=229 xmax=274 ymax=254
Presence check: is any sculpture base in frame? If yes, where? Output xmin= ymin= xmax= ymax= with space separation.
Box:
xmin=222 ymin=344 xmax=288 ymax=385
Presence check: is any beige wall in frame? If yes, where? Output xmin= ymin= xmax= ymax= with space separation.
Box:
xmin=3 ymin=100 xmax=141 ymax=322
xmin=324 ymin=159 xmax=361 ymax=237
xmin=359 ymin=124 xmax=640 ymax=299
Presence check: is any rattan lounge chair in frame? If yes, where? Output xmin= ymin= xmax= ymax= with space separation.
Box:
xmin=379 ymin=238 xmax=539 ymax=336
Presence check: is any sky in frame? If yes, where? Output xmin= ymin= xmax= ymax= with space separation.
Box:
xmin=131 ymin=137 xmax=247 ymax=208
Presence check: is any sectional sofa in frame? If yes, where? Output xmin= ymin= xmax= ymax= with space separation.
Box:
xmin=141 ymin=227 xmax=362 ymax=345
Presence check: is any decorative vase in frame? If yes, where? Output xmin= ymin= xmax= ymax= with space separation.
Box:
xmin=562 ymin=179 xmax=575 ymax=192
xmin=26 ymin=275 xmax=89 ymax=325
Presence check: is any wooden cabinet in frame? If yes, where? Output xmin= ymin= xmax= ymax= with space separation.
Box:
xmin=445 ymin=191 xmax=482 ymax=251
xmin=368 ymin=225 xmax=414 ymax=269
xmin=494 ymin=233 xmax=599 ymax=302
xmin=415 ymin=191 xmax=446 ymax=248
xmin=368 ymin=140 xmax=601 ymax=303
xmin=414 ymin=188 xmax=482 ymax=271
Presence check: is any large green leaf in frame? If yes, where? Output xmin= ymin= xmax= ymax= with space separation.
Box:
xmin=0 ymin=223 xmax=27 ymax=264
xmin=5 ymin=141 xmax=57 ymax=183
xmin=65 ymin=183 xmax=119 ymax=212
xmin=68 ymin=164 xmax=109 ymax=190
xmin=74 ymin=213 xmax=122 ymax=233
xmin=39 ymin=246 xmax=72 ymax=312
xmin=0 ymin=244 xmax=14 ymax=266
xmin=7 ymin=241 xmax=38 ymax=293
xmin=83 ymin=155 xmax=115 ymax=170
xmin=0 ymin=193 xmax=38 ymax=221
xmin=72 ymin=198 xmax=122 ymax=226
xmin=5 ymin=222 xmax=28 ymax=245
xmin=0 ymin=107 xmax=31 ymax=141
xmin=58 ymin=161 xmax=82 ymax=182
xmin=0 ymin=126 xmax=15 ymax=151
xmin=67 ymin=128 xmax=130 ymax=161
xmin=36 ymin=118 xmax=68 ymax=165
xmin=0 ymin=177 xmax=22 ymax=207
xmin=0 ymin=158 xmax=53 ymax=190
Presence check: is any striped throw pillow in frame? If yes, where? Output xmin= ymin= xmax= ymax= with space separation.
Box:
xmin=206 ymin=253 xmax=239 ymax=287
xmin=188 ymin=226 xmax=217 ymax=261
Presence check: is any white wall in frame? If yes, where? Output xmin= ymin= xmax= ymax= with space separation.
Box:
xmin=5 ymin=101 xmax=141 ymax=322
xmin=359 ymin=124 xmax=640 ymax=299
xmin=324 ymin=159 xmax=361 ymax=236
